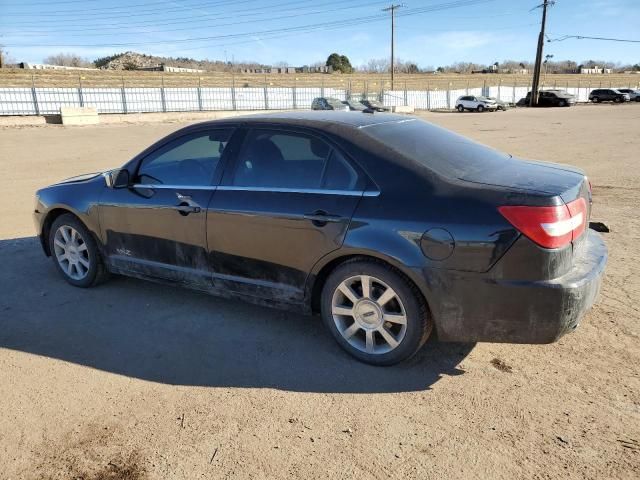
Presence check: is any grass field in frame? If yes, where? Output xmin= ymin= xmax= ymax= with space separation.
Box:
xmin=1 ymin=68 xmax=639 ymax=91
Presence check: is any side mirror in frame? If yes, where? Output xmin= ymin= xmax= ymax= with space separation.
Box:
xmin=104 ymin=169 xmax=130 ymax=189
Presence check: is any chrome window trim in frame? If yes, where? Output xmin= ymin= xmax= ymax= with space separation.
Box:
xmin=217 ymin=186 xmax=379 ymax=197
xmin=132 ymin=184 xmax=380 ymax=197
xmin=132 ymin=184 xmax=216 ymax=191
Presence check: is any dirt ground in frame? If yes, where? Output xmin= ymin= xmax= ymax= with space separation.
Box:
xmin=0 ymin=105 xmax=638 ymax=479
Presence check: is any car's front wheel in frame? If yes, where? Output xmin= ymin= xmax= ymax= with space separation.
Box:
xmin=614 ymin=97 xmax=622 ymax=103
xmin=49 ymin=214 xmax=108 ymax=288
xmin=592 ymin=97 xmax=599 ymax=103
xmin=321 ymin=259 xmax=432 ymax=366
xmin=476 ymin=104 xmax=485 ymax=112
xmin=456 ymin=104 xmax=464 ymax=112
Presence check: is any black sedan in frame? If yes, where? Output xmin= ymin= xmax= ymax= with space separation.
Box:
xmin=33 ymin=112 xmax=607 ymax=365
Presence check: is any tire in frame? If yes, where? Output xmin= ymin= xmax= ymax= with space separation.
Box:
xmin=49 ymin=213 xmax=109 ymax=288
xmin=614 ymin=97 xmax=621 ymax=103
xmin=559 ymin=99 xmax=567 ymax=107
xmin=320 ymin=259 xmax=432 ymax=366
xmin=456 ymin=104 xmax=464 ymax=112
xmin=592 ymin=97 xmax=599 ymax=103
xmin=635 ymin=97 xmax=640 ymax=102
xmin=476 ymin=104 xmax=485 ymax=112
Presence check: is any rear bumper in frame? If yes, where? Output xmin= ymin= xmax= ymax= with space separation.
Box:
xmin=424 ymin=229 xmax=607 ymax=343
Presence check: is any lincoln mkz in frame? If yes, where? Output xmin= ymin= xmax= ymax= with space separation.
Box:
xmin=34 ymin=112 xmax=607 ymax=365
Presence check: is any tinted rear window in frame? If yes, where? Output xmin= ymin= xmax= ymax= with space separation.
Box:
xmin=362 ymin=118 xmax=512 ymax=179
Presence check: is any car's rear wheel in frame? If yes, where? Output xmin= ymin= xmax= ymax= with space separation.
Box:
xmin=321 ymin=259 xmax=432 ymax=366
xmin=49 ymin=214 xmax=108 ymax=288
xmin=456 ymin=104 xmax=464 ymax=112
xmin=476 ymin=104 xmax=485 ymax=112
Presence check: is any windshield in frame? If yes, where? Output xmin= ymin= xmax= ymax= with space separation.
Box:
xmin=362 ymin=118 xmax=512 ymax=180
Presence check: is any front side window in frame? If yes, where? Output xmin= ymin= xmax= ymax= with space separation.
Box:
xmin=137 ymin=129 xmax=232 ymax=186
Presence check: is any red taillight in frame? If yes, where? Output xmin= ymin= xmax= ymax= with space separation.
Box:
xmin=499 ymin=198 xmax=587 ymax=249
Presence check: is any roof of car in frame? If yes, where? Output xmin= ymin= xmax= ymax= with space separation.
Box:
xmin=194 ymin=110 xmax=411 ymax=129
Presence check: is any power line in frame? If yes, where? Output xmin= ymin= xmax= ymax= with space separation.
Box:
xmin=7 ymin=0 xmax=384 ymax=37
xmin=547 ymin=34 xmax=640 ymax=43
xmin=1 ymin=0 xmax=249 ymax=15
xmin=4 ymin=0 xmax=496 ymax=47
xmin=0 ymin=0 xmax=318 ymax=25
xmin=4 ymin=0 xmax=385 ymax=34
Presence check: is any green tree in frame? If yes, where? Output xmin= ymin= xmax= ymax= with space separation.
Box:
xmin=326 ymin=53 xmax=353 ymax=73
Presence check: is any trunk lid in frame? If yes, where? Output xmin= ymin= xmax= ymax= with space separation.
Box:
xmin=459 ymin=157 xmax=587 ymax=204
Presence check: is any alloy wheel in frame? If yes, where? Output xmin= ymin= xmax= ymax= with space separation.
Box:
xmin=53 ymin=225 xmax=90 ymax=280
xmin=331 ymin=275 xmax=407 ymax=355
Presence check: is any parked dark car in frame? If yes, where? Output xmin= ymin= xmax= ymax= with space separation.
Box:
xmin=311 ymin=97 xmax=349 ymax=111
xmin=343 ymin=100 xmax=368 ymax=111
xmin=360 ymin=99 xmax=390 ymax=112
xmin=34 ymin=112 xmax=607 ymax=365
xmin=616 ymin=88 xmax=640 ymax=101
xmin=519 ymin=89 xmax=576 ymax=107
xmin=589 ymin=89 xmax=630 ymax=103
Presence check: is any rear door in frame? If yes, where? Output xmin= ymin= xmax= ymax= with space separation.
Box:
xmin=206 ymin=126 xmax=367 ymax=303
xmin=99 ymin=128 xmax=233 ymax=285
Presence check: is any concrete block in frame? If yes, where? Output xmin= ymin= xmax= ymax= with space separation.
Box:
xmin=60 ymin=107 xmax=99 ymax=126
xmin=391 ymin=105 xmax=415 ymax=113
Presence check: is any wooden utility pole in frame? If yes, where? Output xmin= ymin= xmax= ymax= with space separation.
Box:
xmin=383 ymin=4 xmax=404 ymax=90
xmin=530 ymin=0 xmax=553 ymax=107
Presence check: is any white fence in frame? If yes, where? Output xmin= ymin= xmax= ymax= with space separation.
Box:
xmin=0 ymin=84 xmax=630 ymax=116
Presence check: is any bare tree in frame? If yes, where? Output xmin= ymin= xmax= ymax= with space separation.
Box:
xmin=358 ymin=58 xmax=390 ymax=73
xmin=43 ymin=53 xmax=93 ymax=68
xmin=0 ymin=45 xmax=17 ymax=68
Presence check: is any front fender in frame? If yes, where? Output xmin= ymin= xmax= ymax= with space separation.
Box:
xmin=34 ymin=177 xmax=105 ymax=254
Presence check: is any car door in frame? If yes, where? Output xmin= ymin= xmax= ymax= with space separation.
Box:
xmin=206 ymin=126 xmax=368 ymax=304
xmin=99 ymin=128 xmax=234 ymax=285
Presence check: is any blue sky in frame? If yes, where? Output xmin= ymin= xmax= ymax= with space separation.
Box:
xmin=1 ymin=0 xmax=638 ymax=67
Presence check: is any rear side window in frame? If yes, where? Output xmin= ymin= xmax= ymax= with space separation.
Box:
xmin=232 ymin=129 xmax=330 ymax=189
xmin=322 ymin=150 xmax=359 ymax=190
xmin=137 ymin=129 xmax=231 ymax=186
xmin=231 ymin=129 xmax=360 ymax=191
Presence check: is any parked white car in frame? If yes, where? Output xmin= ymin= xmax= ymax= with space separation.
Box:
xmin=455 ymin=95 xmax=498 ymax=112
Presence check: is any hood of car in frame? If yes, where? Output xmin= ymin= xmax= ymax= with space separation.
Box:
xmin=53 ymin=172 xmax=103 ymax=186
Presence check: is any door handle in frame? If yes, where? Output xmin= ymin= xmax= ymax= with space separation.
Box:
xmin=303 ymin=211 xmax=343 ymax=226
xmin=174 ymin=203 xmax=201 ymax=215
xmin=175 ymin=192 xmax=201 ymax=216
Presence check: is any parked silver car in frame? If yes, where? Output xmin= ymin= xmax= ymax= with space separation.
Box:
xmin=311 ymin=97 xmax=349 ymax=111
xmin=455 ymin=95 xmax=498 ymax=112
xmin=617 ymin=88 xmax=640 ymax=102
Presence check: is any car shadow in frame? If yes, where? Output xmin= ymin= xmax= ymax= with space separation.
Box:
xmin=0 ymin=236 xmax=474 ymax=393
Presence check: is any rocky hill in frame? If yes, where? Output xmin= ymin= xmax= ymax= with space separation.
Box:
xmin=94 ymin=51 xmax=263 ymax=72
